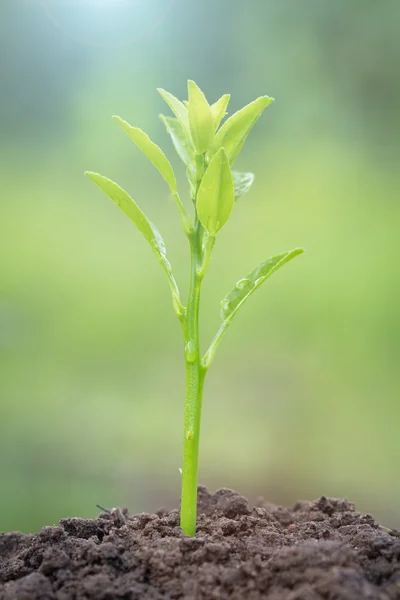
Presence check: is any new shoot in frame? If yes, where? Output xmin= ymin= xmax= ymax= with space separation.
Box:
xmin=85 ymin=81 xmax=303 ymax=536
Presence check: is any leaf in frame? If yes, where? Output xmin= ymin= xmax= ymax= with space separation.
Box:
xmin=157 ymin=88 xmax=190 ymax=137
xmin=232 ymin=171 xmax=255 ymax=200
xmin=113 ymin=116 xmax=177 ymax=193
xmin=160 ymin=114 xmax=195 ymax=166
xmin=187 ymin=80 xmax=214 ymax=154
xmin=85 ymin=172 xmax=171 ymax=268
xmin=85 ymin=172 xmax=182 ymax=311
xmin=209 ymin=96 xmax=274 ymax=164
xmin=211 ymin=94 xmax=230 ymax=131
xmin=220 ymin=249 xmax=304 ymax=322
xmin=196 ymin=148 xmax=234 ymax=235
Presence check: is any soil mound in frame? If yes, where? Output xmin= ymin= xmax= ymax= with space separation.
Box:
xmin=1 ymin=487 xmax=399 ymax=599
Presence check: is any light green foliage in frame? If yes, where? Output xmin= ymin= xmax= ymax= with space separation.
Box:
xmin=209 ymin=96 xmax=274 ymax=164
xmin=84 ymin=172 xmax=181 ymax=311
xmin=113 ymin=116 xmax=177 ymax=194
xmin=196 ymin=148 xmax=234 ymax=235
xmin=86 ymin=81 xmax=302 ymax=537
xmin=211 ymin=94 xmax=230 ymax=131
xmin=203 ymin=249 xmax=304 ymax=369
xmin=232 ymin=171 xmax=255 ymax=200
xmin=187 ymin=80 xmax=214 ymax=154
xmin=221 ymin=249 xmax=304 ymax=322
xmin=85 ymin=171 xmax=157 ymax=243
xmin=157 ymin=88 xmax=190 ymax=137
xmin=159 ymin=115 xmax=195 ymax=166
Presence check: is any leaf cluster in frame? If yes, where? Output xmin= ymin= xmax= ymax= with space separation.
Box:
xmin=85 ymin=81 xmax=303 ymax=365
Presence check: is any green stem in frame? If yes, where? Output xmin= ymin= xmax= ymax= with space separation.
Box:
xmin=180 ymin=218 xmax=205 ymax=536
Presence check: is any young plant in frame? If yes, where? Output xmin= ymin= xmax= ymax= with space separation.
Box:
xmin=85 ymin=81 xmax=303 ymax=536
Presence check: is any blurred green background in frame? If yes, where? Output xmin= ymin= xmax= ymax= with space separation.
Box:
xmin=1 ymin=0 xmax=399 ymax=533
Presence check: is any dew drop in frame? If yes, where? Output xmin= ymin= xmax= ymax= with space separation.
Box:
xmin=221 ymin=299 xmax=229 ymax=310
xmin=220 ymin=299 xmax=230 ymax=318
xmin=236 ymin=278 xmax=251 ymax=290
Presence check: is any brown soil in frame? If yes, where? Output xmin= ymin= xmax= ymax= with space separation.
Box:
xmin=1 ymin=487 xmax=399 ymax=599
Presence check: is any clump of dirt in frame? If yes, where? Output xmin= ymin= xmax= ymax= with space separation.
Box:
xmin=1 ymin=487 xmax=399 ymax=599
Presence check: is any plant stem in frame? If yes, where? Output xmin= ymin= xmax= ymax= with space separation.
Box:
xmin=180 ymin=218 xmax=206 ymax=536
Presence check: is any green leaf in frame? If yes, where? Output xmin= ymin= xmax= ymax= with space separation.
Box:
xmin=187 ymin=80 xmax=214 ymax=154
xmin=157 ymin=88 xmax=190 ymax=137
xmin=160 ymin=114 xmax=195 ymax=166
xmin=232 ymin=171 xmax=255 ymax=200
xmin=221 ymin=249 xmax=304 ymax=322
xmin=113 ymin=116 xmax=177 ymax=194
xmin=85 ymin=172 xmax=182 ymax=312
xmin=209 ymin=95 xmax=274 ymax=164
xmin=196 ymin=148 xmax=234 ymax=235
xmin=85 ymin=171 xmax=159 ymax=247
xmin=85 ymin=172 xmax=170 ymax=266
xmin=211 ymin=94 xmax=230 ymax=131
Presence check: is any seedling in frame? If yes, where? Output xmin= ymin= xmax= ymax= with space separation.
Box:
xmin=85 ymin=81 xmax=303 ymax=536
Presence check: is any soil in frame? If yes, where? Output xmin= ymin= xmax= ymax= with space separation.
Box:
xmin=1 ymin=487 xmax=399 ymax=600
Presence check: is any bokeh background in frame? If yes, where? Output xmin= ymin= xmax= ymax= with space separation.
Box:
xmin=1 ymin=0 xmax=399 ymax=533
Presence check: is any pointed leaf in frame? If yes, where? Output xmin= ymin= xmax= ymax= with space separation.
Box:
xmin=157 ymin=88 xmax=190 ymax=137
xmin=85 ymin=172 xmax=181 ymax=309
xmin=196 ymin=148 xmax=234 ymax=235
xmin=113 ymin=116 xmax=177 ymax=193
xmin=160 ymin=114 xmax=195 ymax=166
xmin=232 ymin=171 xmax=255 ymax=200
xmin=187 ymin=80 xmax=214 ymax=154
xmin=209 ymin=96 xmax=274 ymax=164
xmin=85 ymin=172 xmax=169 ymax=265
xmin=211 ymin=94 xmax=230 ymax=131
xmin=221 ymin=249 xmax=304 ymax=322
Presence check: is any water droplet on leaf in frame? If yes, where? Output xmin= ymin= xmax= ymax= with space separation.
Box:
xmin=236 ymin=278 xmax=251 ymax=290
xmin=220 ymin=299 xmax=230 ymax=319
